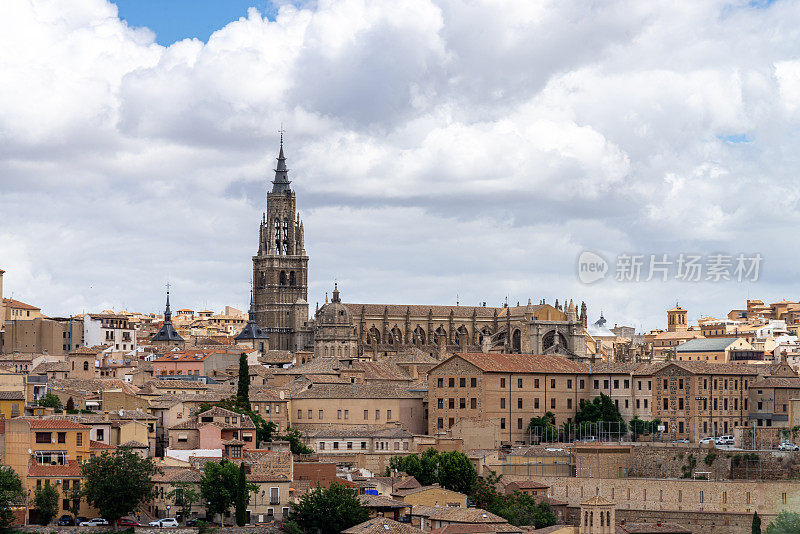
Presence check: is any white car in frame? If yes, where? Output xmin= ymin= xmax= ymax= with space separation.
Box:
xmin=778 ymin=442 xmax=799 ymax=451
xmin=149 ymin=518 xmax=179 ymax=528
xmin=82 ymin=518 xmax=109 ymax=526
xmin=699 ymin=437 xmax=715 ymax=444
xmin=716 ymin=435 xmax=734 ymax=446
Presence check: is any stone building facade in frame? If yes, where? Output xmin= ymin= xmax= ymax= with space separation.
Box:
xmin=314 ymin=295 xmax=588 ymax=360
xmin=252 ymin=138 xmax=312 ymax=351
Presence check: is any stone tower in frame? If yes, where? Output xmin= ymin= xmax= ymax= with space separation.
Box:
xmin=580 ymin=494 xmax=615 ymax=534
xmin=252 ymin=136 xmax=310 ymax=351
xmin=667 ymin=304 xmax=687 ymax=332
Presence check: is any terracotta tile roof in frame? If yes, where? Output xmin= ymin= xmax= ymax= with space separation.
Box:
xmin=146 ymin=379 xmax=209 ymax=390
xmin=360 ymin=495 xmax=410 ymax=509
xmin=27 ymin=460 xmax=82 ymax=478
xmin=392 ymin=484 xmax=465 ymax=498
xmin=412 ymin=506 xmax=507 ymax=523
xmin=656 ymin=361 xmax=760 ymax=376
xmin=293 ymin=383 xmax=423 ymax=399
xmin=69 ymin=346 xmax=100 ymax=356
xmin=153 ymin=467 xmax=202 ymax=484
xmin=25 ymin=419 xmax=89 ymax=429
xmin=50 ymin=378 xmax=139 ymax=395
xmin=31 ymin=361 xmax=71 ymax=374
xmin=616 ymin=523 xmax=692 ymax=534
xmin=0 ymin=390 xmax=24 ymax=400
xmin=274 ymin=358 xmax=344 ymax=375
xmin=3 ymin=298 xmax=40 ymax=310
xmin=354 ymin=361 xmax=412 ymax=381
xmin=752 ymin=377 xmax=800 ymax=388
xmin=441 ymin=353 xmax=588 ymax=374
xmin=120 ymin=440 xmax=149 ymax=448
xmin=433 ymin=525 xmax=522 ymax=534
xmin=343 ymin=518 xmax=424 ymax=534
xmin=90 ymin=440 xmax=116 ymax=450
xmin=153 ymin=349 xmax=236 ymax=362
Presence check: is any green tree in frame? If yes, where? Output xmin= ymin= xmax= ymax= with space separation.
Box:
xmin=576 ymin=394 xmax=624 ymax=437
xmin=37 ymin=392 xmax=62 ymax=410
xmin=437 ymin=451 xmax=477 ymax=495
xmin=235 ymin=462 xmax=247 ymax=527
xmin=765 ymin=511 xmax=800 ymax=534
xmin=81 ymin=447 xmax=160 ymax=525
xmin=199 ymin=460 xmax=254 ymax=527
xmin=65 ymin=396 xmax=76 ymax=412
xmin=286 ymin=483 xmax=368 ymax=534
xmin=528 ymin=412 xmax=558 ymax=442
xmin=0 ymin=467 xmax=24 ymax=529
xmin=66 ymin=484 xmax=83 ymax=521
xmin=495 ymin=493 xmax=556 ymax=528
xmin=236 ymin=353 xmax=250 ymax=411
xmin=32 ymin=483 xmax=59 ymax=525
xmin=167 ymin=482 xmax=201 ymax=521
xmin=469 ymin=470 xmax=503 ymax=511
xmin=753 ymin=512 xmax=762 ymax=534
xmin=278 ymin=427 xmax=313 ymax=455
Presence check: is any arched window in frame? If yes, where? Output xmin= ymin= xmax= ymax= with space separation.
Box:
xmin=607 ymin=511 xmax=610 ymax=526
xmin=289 ymin=271 xmax=296 ymax=286
xmin=279 ymin=271 xmax=287 ymax=286
xmin=512 ymin=329 xmax=522 ymax=353
xmin=590 ymin=512 xmax=593 ymax=527
xmin=83 ymin=361 xmax=89 ymax=371
xmin=282 ymin=218 xmax=290 ymax=254
xmin=600 ymin=511 xmax=604 ymax=526
xmin=413 ymin=326 xmax=426 ymax=346
xmin=273 ymin=218 xmax=281 ymax=254
xmin=585 ymin=512 xmax=589 ymax=526
xmin=260 ymin=272 xmax=266 ymax=288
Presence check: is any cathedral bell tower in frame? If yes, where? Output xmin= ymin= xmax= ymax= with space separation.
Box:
xmin=252 ymin=134 xmax=310 ymax=351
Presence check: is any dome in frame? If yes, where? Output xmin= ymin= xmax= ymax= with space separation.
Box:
xmin=316 ymin=284 xmax=353 ymax=326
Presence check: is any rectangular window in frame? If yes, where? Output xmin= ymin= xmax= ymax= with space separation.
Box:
xmin=580 ymin=380 xmax=585 ymax=389
xmin=551 ymin=398 xmax=556 ymax=409
xmin=298 ymin=409 xmax=303 ymax=419
xmin=614 ymin=380 xmax=619 ymax=389
xmin=448 ymin=418 xmax=454 ymax=428
xmin=375 ymin=410 xmax=380 ymax=419
xmin=500 ymin=418 xmax=506 ymax=429
xmin=624 ymin=379 xmax=630 ymax=389
xmin=470 ymin=398 xmax=477 ymax=409
xmin=76 ymin=433 xmax=82 ymax=447
xmin=449 ymin=378 xmax=455 ymax=387
xmin=471 ymin=377 xmax=477 ymax=387
xmin=534 ymin=379 xmax=540 ymax=388
xmin=517 ymin=418 xmax=523 ymax=429
xmin=604 ymin=380 xmax=609 ymax=389
xmin=57 ymin=432 xmax=66 ymax=444
xmin=318 ymin=409 xmax=323 ymax=419
xmin=567 ymin=398 xmax=573 ymax=409
xmin=679 ymin=379 xmax=684 ymax=389
xmin=663 ymin=398 xmax=669 ymax=410
xmin=593 ymin=380 xmax=599 ymax=389
xmin=518 ymin=378 xmax=523 ymax=388
xmin=438 ymin=418 xmax=443 ymax=429
xmin=459 ymin=398 xmax=465 ymax=409
xmin=678 ymin=398 xmax=684 ymax=410
xmin=636 ymin=399 xmax=640 ymax=409
xmin=386 ymin=410 xmax=391 ymax=419
xmin=308 ymin=409 xmax=312 ymax=419
xmin=644 ymin=399 xmax=648 ymax=408
xmin=36 ymin=432 xmax=51 ymax=444
xmin=567 ymin=379 xmax=573 ymax=389
xmin=501 ymin=378 xmax=506 ymax=388
xmin=517 ymin=398 xmax=522 ymax=409
xmin=337 ymin=410 xmax=341 ymax=419
xmin=449 ymin=398 xmax=455 ymax=409
xmin=500 ymin=398 xmax=505 ymax=409
xmin=551 ymin=379 xmax=556 ymax=389
xmin=535 ymin=398 xmax=540 ymax=409
xmin=663 ymin=379 xmax=668 ymax=389
xmin=344 ymin=410 xmax=349 ymax=419
xmin=361 ymin=442 xmax=367 ymax=449
xmin=437 ymin=398 xmax=443 ymax=409
xmin=437 ymin=378 xmax=444 ymax=388
xmin=460 ymin=377 xmax=466 ymax=387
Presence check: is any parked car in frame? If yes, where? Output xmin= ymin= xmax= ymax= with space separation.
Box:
xmin=150 ymin=518 xmax=179 ymax=528
xmin=672 ymin=438 xmax=690 ymax=443
xmin=57 ymin=515 xmax=76 ymax=526
xmin=716 ymin=435 xmax=734 ymax=446
xmin=82 ymin=518 xmax=109 ymax=526
xmin=117 ymin=518 xmax=143 ymax=527
xmin=699 ymin=437 xmax=715 ymax=444
xmin=185 ymin=519 xmax=199 ymax=527
xmin=778 ymin=442 xmax=799 ymax=451
xmin=76 ymin=516 xmax=89 ymax=525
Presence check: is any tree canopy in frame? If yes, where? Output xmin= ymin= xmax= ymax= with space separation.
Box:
xmin=469 ymin=471 xmax=556 ymax=528
xmin=765 ymin=511 xmax=800 ymax=534
xmin=200 ymin=460 xmax=256 ymax=527
xmin=286 ymin=483 xmax=368 ymax=534
xmin=753 ymin=512 xmax=762 ymax=534
xmin=0 ymin=467 xmax=23 ymax=529
xmin=81 ymin=447 xmax=160 ymax=525
xmin=388 ymin=449 xmax=476 ymax=494
xmin=32 ymin=483 xmax=59 ymax=525
xmin=37 ymin=392 xmax=62 ymax=410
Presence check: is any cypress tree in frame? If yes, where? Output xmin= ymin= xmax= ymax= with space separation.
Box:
xmin=752 ymin=512 xmax=761 ymax=534
xmin=237 ymin=352 xmax=250 ymax=410
xmin=235 ymin=462 xmax=247 ymax=526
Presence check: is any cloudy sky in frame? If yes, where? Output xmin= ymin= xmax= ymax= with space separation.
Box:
xmin=2 ymin=0 xmax=800 ymax=331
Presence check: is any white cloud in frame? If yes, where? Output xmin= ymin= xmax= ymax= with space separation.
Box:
xmin=2 ymin=0 xmax=800 ymax=330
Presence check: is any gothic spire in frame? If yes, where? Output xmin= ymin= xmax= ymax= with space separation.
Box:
xmin=164 ymin=285 xmax=172 ymax=322
xmin=271 ymin=131 xmax=292 ymax=194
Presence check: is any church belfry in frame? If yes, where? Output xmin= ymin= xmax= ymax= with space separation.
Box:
xmin=252 ymin=135 xmax=310 ymax=351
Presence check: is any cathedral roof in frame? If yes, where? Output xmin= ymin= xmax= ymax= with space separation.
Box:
xmin=235 ymin=287 xmax=269 ymax=341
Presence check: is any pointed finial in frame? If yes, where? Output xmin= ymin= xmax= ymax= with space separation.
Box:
xmin=279 ymin=123 xmax=285 ymax=147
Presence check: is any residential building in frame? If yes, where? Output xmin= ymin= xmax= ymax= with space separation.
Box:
xmin=167 ymin=406 xmax=257 ymax=450
xmin=748 ymin=356 xmax=800 ymax=428
xmin=304 ymin=427 xmax=415 ymax=454
xmin=2 ymin=298 xmax=43 ymax=321
xmin=1 ymin=316 xmax=84 ymax=355
xmin=83 ymin=314 xmax=136 ymax=352
xmin=674 ymin=337 xmax=761 ymax=362
xmin=152 ymin=349 xmax=240 ymax=378
xmin=0 ymin=390 xmax=24 ymax=417
xmin=290 ymin=382 xmax=426 ymax=434
xmin=391 ymin=484 xmax=467 ymax=508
